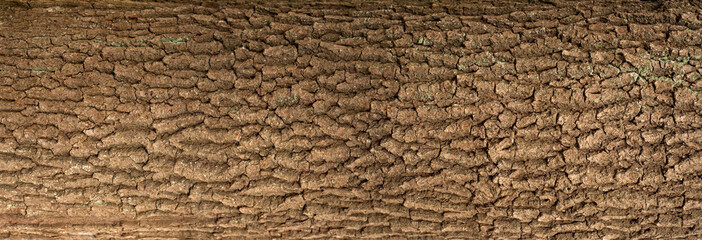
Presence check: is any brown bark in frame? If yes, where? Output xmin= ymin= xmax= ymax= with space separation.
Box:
xmin=0 ymin=0 xmax=701 ymax=238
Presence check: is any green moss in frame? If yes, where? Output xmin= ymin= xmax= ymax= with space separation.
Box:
xmin=108 ymin=41 xmax=126 ymax=47
xmin=229 ymin=106 xmax=240 ymax=115
xmin=621 ymin=65 xmax=636 ymax=73
xmin=279 ymin=94 xmax=299 ymax=104
xmin=475 ymin=57 xmax=494 ymax=66
xmin=161 ymin=36 xmax=190 ymax=45
xmin=649 ymin=76 xmax=667 ymax=82
xmin=649 ymin=54 xmax=691 ymax=67
xmin=33 ymin=34 xmax=55 ymax=38
xmin=92 ymin=200 xmax=105 ymax=205
xmin=130 ymin=39 xmax=149 ymax=46
xmin=661 ymin=56 xmax=689 ymax=66
xmin=32 ymin=68 xmax=54 ymax=75
xmin=630 ymin=72 xmax=647 ymax=84
xmin=673 ymin=78 xmax=684 ymax=86
xmin=420 ymin=90 xmax=434 ymax=101
xmin=685 ymin=88 xmax=701 ymax=96
xmin=637 ymin=101 xmax=650 ymax=110
xmin=636 ymin=64 xmax=652 ymax=77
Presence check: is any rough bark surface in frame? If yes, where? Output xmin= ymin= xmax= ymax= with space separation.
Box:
xmin=1 ymin=0 xmax=702 ymax=239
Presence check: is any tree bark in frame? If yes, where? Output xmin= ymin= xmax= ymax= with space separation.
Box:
xmin=0 ymin=0 xmax=701 ymax=238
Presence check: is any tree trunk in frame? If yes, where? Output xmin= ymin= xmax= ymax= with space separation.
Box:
xmin=0 ymin=0 xmax=700 ymax=238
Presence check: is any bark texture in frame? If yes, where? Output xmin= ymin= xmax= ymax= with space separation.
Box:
xmin=1 ymin=0 xmax=702 ymax=238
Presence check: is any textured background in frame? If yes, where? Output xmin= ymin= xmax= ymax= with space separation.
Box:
xmin=1 ymin=0 xmax=702 ymax=239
